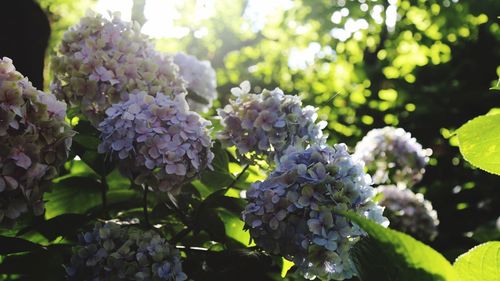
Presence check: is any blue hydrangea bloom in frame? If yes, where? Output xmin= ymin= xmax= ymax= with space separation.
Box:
xmin=217 ymin=81 xmax=327 ymax=162
xmin=66 ymin=221 xmax=187 ymax=281
xmin=378 ymin=185 xmax=439 ymax=242
xmin=354 ymin=127 xmax=432 ymax=187
xmin=243 ymin=144 xmax=388 ymax=280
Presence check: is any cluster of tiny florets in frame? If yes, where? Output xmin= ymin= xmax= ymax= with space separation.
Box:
xmin=51 ymin=12 xmax=185 ymax=125
xmin=173 ymin=52 xmax=217 ymax=113
xmin=377 ymin=185 xmax=439 ymax=242
xmin=0 ymin=57 xmax=73 ymax=223
xmin=242 ymin=144 xmax=388 ymax=280
xmin=97 ymin=91 xmax=214 ymax=193
xmin=66 ymin=222 xmax=187 ymax=281
xmin=354 ymin=127 xmax=432 ymax=187
xmin=217 ymin=81 xmax=327 ymax=162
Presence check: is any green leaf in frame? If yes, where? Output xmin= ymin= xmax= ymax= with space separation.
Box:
xmin=201 ymin=142 xmax=234 ymax=190
xmin=16 ymin=214 xmax=90 ymax=241
xmin=201 ymin=170 xmax=235 ymax=190
xmin=0 ymin=235 xmax=45 ymax=255
xmin=0 ymin=244 xmax=70 ymax=279
xmin=202 ymin=189 xmax=245 ymax=215
xmin=73 ymin=144 xmax=115 ymax=176
xmin=219 ymin=210 xmax=253 ymax=246
xmin=211 ymin=141 xmax=230 ymax=172
xmin=281 ymin=258 xmax=294 ymax=277
xmin=344 ymin=211 xmax=458 ymax=281
xmin=192 ymin=249 xmax=279 ymax=281
xmin=197 ymin=209 xmax=226 ymax=242
xmin=72 ymin=120 xmax=115 ymax=176
xmin=453 ymin=241 xmax=500 ymax=281
xmin=456 ymin=114 xmax=500 ymax=175
xmin=44 ymin=176 xmax=103 ymax=218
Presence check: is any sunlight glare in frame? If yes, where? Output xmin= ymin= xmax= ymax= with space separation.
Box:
xmin=94 ymin=0 xmax=133 ymax=21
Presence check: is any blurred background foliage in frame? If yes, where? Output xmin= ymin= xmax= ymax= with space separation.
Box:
xmin=4 ymin=0 xmax=498 ymax=279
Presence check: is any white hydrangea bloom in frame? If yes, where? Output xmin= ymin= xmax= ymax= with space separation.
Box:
xmin=354 ymin=127 xmax=432 ymax=187
xmin=378 ymin=185 xmax=439 ymax=241
xmin=98 ymin=91 xmax=213 ymax=194
xmin=66 ymin=221 xmax=187 ymax=280
xmin=0 ymin=57 xmax=73 ymax=223
xmin=174 ymin=52 xmax=217 ymax=113
xmin=217 ymin=81 xmax=327 ymax=162
xmin=51 ymin=12 xmax=186 ymax=125
xmin=242 ymin=144 xmax=388 ymax=280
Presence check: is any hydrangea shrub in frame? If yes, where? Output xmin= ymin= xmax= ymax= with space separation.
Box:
xmin=354 ymin=127 xmax=432 ymax=187
xmin=378 ymin=185 xmax=439 ymax=241
xmin=0 ymin=57 xmax=73 ymax=223
xmin=242 ymin=144 xmax=388 ymax=280
xmin=173 ymin=52 xmax=217 ymax=113
xmin=66 ymin=221 xmax=187 ymax=281
xmin=97 ymin=91 xmax=214 ymax=194
xmin=51 ymin=12 xmax=185 ymax=125
xmin=217 ymin=81 xmax=327 ymax=162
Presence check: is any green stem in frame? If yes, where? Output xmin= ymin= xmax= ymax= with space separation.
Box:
xmin=171 ymin=227 xmax=192 ymax=244
xmin=100 ymin=175 xmax=109 ymax=217
xmin=143 ymin=185 xmax=150 ymax=227
xmin=175 ymin=245 xmax=209 ymax=252
xmin=227 ymin=163 xmax=250 ymax=191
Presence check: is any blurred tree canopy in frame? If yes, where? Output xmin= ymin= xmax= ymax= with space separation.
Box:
xmin=35 ymin=0 xmax=500 ymax=272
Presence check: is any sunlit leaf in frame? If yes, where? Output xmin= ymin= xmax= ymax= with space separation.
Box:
xmin=456 ymin=114 xmax=500 ymax=175
xmin=219 ymin=210 xmax=254 ymax=247
xmin=345 ymin=211 xmax=458 ymax=281
xmin=453 ymin=241 xmax=500 ymax=281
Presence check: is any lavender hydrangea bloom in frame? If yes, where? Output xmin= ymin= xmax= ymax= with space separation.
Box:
xmin=98 ymin=91 xmax=213 ymax=194
xmin=66 ymin=221 xmax=187 ymax=281
xmin=217 ymin=81 xmax=327 ymax=162
xmin=174 ymin=52 xmax=217 ymax=113
xmin=0 ymin=57 xmax=73 ymax=224
xmin=51 ymin=12 xmax=186 ymax=125
xmin=378 ymin=185 xmax=439 ymax=242
xmin=354 ymin=127 xmax=432 ymax=187
xmin=242 ymin=144 xmax=388 ymax=280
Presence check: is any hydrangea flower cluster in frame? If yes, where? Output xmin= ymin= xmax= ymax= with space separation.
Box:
xmin=242 ymin=144 xmax=388 ymax=280
xmin=0 ymin=57 xmax=73 ymax=223
xmin=174 ymin=52 xmax=217 ymax=113
xmin=217 ymin=81 xmax=327 ymax=162
xmin=378 ymin=185 xmax=439 ymax=241
xmin=66 ymin=221 xmax=187 ymax=281
xmin=51 ymin=12 xmax=185 ymax=125
xmin=354 ymin=127 xmax=432 ymax=187
xmin=97 ymin=91 xmax=213 ymax=194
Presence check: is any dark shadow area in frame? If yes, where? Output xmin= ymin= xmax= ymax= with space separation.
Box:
xmin=0 ymin=0 xmax=50 ymax=89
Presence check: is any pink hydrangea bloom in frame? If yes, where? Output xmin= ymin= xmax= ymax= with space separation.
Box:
xmin=98 ymin=92 xmax=213 ymax=194
xmin=217 ymin=81 xmax=327 ymax=162
xmin=51 ymin=12 xmax=186 ymax=125
xmin=0 ymin=58 xmax=73 ymax=224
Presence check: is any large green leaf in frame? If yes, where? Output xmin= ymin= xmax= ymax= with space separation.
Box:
xmin=453 ymin=241 xmax=500 ymax=281
xmin=0 ymin=236 xmax=45 ymax=255
xmin=0 ymin=244 xmax=70 ymax=280
xmin=219 ymin=209 xmax=254 ymax=247
xmin=344 ymin=212 xmax=458 ymax=281
xmin=17 ymin=214 xmax=90 ymax=241
xmin=456 ymin=114 xmax=500 ymax=175
xmin=44 ymin=176 xmax=102 ymax=218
